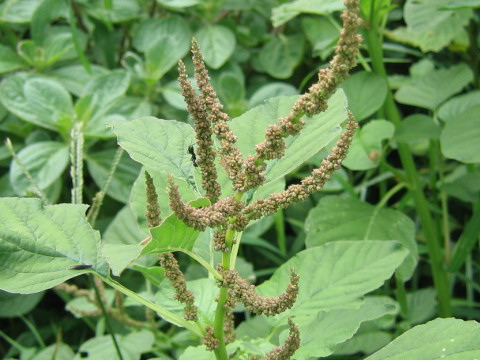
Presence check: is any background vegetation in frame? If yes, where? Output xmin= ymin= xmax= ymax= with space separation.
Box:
xmin=0 ymin=0 xmax=479 ymax=359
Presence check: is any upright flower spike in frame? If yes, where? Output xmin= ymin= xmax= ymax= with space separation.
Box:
xmin=244 ymin=114 xmax=358 ymax=220
xmin=178 ymin=60 xmax=222 ymax=202
xmin=240 ymin=0 xmax=362 ymax=192
xmin=190 ymin=39 xmax=245 ymax=186
xmin=145 ymin=171 xmax=162 ymax=228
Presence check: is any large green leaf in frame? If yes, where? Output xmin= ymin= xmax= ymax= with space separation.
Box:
xmin=395 ymin=64 xmax=473 ymax=110
xmin=78 ymin=70 xmax=131 ymax=137
xmin=133 ymin=16 xmax=191 ymax=53
xmin=292 ymin=297 xmax=398 ymax=359
xmin=85 ymin=149 xmax=141 ymax=203
xmin=0 ymin=73 xmax=74 ymax=132
xmin=387 ymin=0 xmax=472 ymax=52
xmin=31 ymin=344 xmax=75 ymax=360
xmin=301 ymin=16 xmax=338 ymax=59
xmin=0 ymin=198 xmax=107 ymax=294
xmin=110 ymin=117 xmax=196 ymax=182
xmin=341 ymin=71 xmax=388 ymax=121
xmin=440 ymin=105 xmax=480 ymax=163
xmin=438 ymin=90 xmax=480 ymax=122
xmin=0 ymin=0 xmax=44 ymax=23
xmin=258 ymin=34 xmax=305 ymax=79
xmin=271 ymin=0 xmax=344 ymax=27
xmin=146 ymin=36 xmax=190 ymax=81
xmin=72 ymin=330 xmax=154 ymax=360
xmin=195 ymin=25 xmax=236 ymax=69
xmin=366 ymin=318 xmax=480 ymax=360
xmin=9 ymin=141 xmax=70 ymax=196
xmin=230 ymin=91 xmax=348 ymax=185
xmin=305 ymin=196 xmax=417 ymax=281
xmin=343 ymin=120 xmax=394 ymax=170
xmin=257 ymin=241 xmax=407 ymax=358
xmin=258 ymin=241 xmax=408 ymax=318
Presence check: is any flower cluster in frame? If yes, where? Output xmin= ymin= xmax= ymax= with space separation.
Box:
xmin=262 ymin=318 xmax=301 ymax=360
xmin=158 ymin=252 xmax=198 ymax=321
xmin=145 ymin=171 xmax=162 ymax=227
xmin=219 ymin=267 xmax=299 ymax=316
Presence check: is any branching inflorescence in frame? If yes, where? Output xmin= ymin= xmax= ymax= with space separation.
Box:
xmin=150 ymin=1 xmax=361 ymax=359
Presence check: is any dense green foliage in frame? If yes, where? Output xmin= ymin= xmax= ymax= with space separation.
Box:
xmin=0 ymin=0 xmax=480 ymax=359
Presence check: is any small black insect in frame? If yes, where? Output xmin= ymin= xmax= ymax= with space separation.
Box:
xmin=69 ymin=264 xmax=92 ymax=270
xmin=188 ymin=145 xmax=198 ymax=167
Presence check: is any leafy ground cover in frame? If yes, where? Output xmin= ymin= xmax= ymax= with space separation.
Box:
xmin=0 ymin=0 xmax=480 ymax=359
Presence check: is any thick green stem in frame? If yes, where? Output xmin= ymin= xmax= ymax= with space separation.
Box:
xmin=365 ymin=14 xmax=451 ymax=317
xmin=275 ymin=209 xmax=287 ymax=256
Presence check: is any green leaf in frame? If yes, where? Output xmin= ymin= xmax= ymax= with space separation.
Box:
xmin=386 ymin=0 xmax=473 ymax=52
xmin=440 ymin=105 xmax=480 ymax=163
xmin=0 ymin=44 xmax=24 ymax=74
xmin=31 ymin=343 xmax=75 ymax=360
xmin=133 ymin=16 xmax=191 ymax=54
xmin=301 ymin=16 xmax=338 ymax=59
xmin=83 ymin=0 xmax=141 ymax=23
xmin=110 ymin=117 xmax=196 ymax=182
xmin=155 ymin=278 xmax=218 ymax=326
xmin=73 ymin=330 xmax=154 ymax=360
xmin=405 ymin=288 xmax=437 ymax=326
xmin=47 ymin=64 xmax=108 ymax=97
xmin=0 ymin=0 xmax=44 ymax=23
xmin=130 ymin=169 xmax=199 ymax=232
xmin=365 ymin=318 xmax=480 ymax=360
xmin=146 ymin=36 xmax=190 ymax=81
xmin=304 ymin=196 xmax=418 ymax=281
xmin=342 ymin=71 xmax=388 ymax=121
xmin=394 ymin=114 xmax=440 ymax=143
xmin=216 ymin=72 xmax=246 ymax=114
xmin=9 ymin=141 xmax=70 ymax=196
xmin=441 ymin=173 xmax=480 ymax=203
xmin=142 ymin=199 xmax=209 ymax=256
xmin=343 ymin=120 xmax=395 ymax=170
xmin=441 ymin=0 xmax=480 ymax=8
xmin=395 ymin=64 xmax=473 ymax=110
xmin=438 ymin=90 xmax=480 ymax=122
xmin=0 ymin=290 xmax=44 ymax=317
xmin=195 ymin=25 xmax=236 ymax=69
xmin=257 ymin=241 xmax=407 ymax=358
xmin=0 ymin=198 xmax=106 ymax=294
xmin=230 ymin=91 xmax=348 ymax=185
xmin=248 ymin=82 xmax=297 ymax=108
xmin=272 ymin=0 xmax=344 ymax=27
xmin=77 ymin=70 xmax=131 ymax=137
xmin=292 ymin=297 xmax=399 ymax=359
xmin=0 ymin=73 xmax=74 ymax=132
xmin=258 ymin=34 xmax=305 ymax=79
xmin=156 ymin=0 xmax=201 ymax=8
xmin=86 ymin=149 xmax=141 ymax=203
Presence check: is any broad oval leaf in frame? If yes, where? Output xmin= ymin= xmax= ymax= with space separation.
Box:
xmin=0 ymin=0 xmax=44 ymax=23
xmin=305 ymin=196 xmax=418 ymax=281
xmin=440 ymin=105 xmax=480 ymax=163
xmin=0 ymin=44 xmax=24 ymax=74
xmin=110 ymin=117 xmax=196 ymax=182
xmin=365 ymin=318 xmax=480 ymax=360
xmin=258 ymin=240 xmax=408 ymax=318
xmin=195 ymin=25 xmax=236 ymax=69
xmin=0 ymin=198 xmax=106 ymax=294
xmin=0 ymin=290 xmax=44 ymax=317
xmin=438 ymin=90 xmax=480 ymax=123
xmin=9 ymin=141 xmax=70 ymax=196
xmin=230 ymin=91 xmax=348 ymax=185
xmin=342 ymin=71 xmax=388 ymax=121
xmin=271 ymin=0 xmax=344 ymax=27
xmin=258 ymin=34 xmax=305 ymax=79
xmin=343 ymin=120 xmax=395 ymax=170
xmin=395 ymin=64 xmax=473 ymax=110
xmin=0 ymin=73 xmax=73 ymax=132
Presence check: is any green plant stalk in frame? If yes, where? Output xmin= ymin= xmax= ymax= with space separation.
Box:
xmin=99 ymin=275 xmax=204 ymax=337
xmin=365 ymin=20 xmax=451 ymax=317
xmin=19 ymin=315 xmax=45 ymax=348
xmin=92 ymin=276 xmax=124 ymax=360
xmin=213 ymin=226 xmax=235 ymax=360
xmin=70 ymin=122 xmax=84 ymax=205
